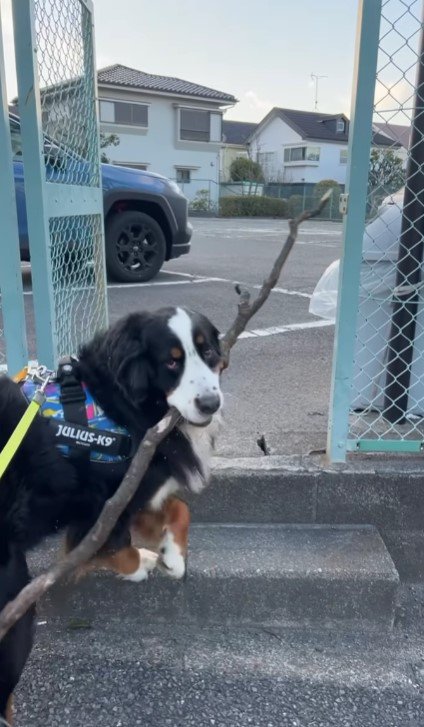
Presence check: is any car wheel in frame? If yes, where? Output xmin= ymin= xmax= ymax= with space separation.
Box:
xmin=105 ymin=211 xmax=166 ymax=283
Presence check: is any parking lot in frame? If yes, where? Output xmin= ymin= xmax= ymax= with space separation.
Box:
xmin=21 ymin=217 xmax=343 ymax=457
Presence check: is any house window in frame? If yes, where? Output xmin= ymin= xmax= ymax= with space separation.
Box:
xmin=99 ymin=100 xmax=148 ymax=127
xmin=337 ymin=119 xmax=345 ymax=133
xmin=306 ymin=146 xmax=320 ymax=161
xmin=340 ymin=149 xmax=348 ymax=164
xmin=180 ymin=109 xmax=210 ymax=141
xmin=176 ymin=168 xmax=191 ymax=183
xmin=283 ymin=146 xmax=320 ymax=162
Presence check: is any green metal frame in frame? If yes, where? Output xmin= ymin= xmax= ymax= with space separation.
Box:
xmin=0 ymin=4 xmax=28 ymax=374
xmin=11 ymin=0 xmax=107 ymax=369
xmin=327 ymin=0 xmax=383 ymax=463
xmin=347 ymin=440 xmax=423 ymax=453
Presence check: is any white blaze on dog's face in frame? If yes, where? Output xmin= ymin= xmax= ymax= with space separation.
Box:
xmin=166 ymin=308 xmax=223 ymax=425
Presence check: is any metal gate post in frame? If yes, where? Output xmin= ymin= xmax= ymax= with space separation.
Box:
xmin=0 ymin=4 xmax=28 ymax=374
xmin=12 ymin=0 xmax=57 ymax=369
xmin=327 ymin=0 xmax=382 ymax=462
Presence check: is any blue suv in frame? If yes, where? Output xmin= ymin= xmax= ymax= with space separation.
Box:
xmin=10 ymin=113 xmax=192 ymax=282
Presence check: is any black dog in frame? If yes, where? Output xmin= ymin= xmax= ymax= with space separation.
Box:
xmin=0 ymin=306 xmax=223 ymax=722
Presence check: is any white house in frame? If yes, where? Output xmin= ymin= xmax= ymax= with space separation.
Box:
xmin=97 ymin=64 xmax=236 ymax=207
xmin=247 ymin=108 xmax=395 ymax=185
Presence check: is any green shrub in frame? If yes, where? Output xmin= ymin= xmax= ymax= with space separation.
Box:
xmin=219 ymin=195 xmax=288 ymax=217
xmin=189 ymin=189 xmax=211 ymax=212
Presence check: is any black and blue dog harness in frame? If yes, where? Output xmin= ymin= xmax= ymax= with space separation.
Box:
xmin=21 ymin=360 xmax=133 ymax=468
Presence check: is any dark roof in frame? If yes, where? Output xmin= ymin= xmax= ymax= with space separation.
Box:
xmin=273 ymin=108 xmax=350 ymax=141
xmin=222 ymin=120 xmax=257 ymax=145
xmin=250 ymin=107 xmax=397 ymax=146
xmin=97 ymin=64 xmax=236 ymax=104
xmin=373 ymin=122 xmax=411 ymax=150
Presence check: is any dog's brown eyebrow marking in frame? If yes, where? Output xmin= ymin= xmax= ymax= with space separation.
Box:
xmin=171 ymin=347 xmax=183 ymax=359
xmin=195 ymin=334 xmax=205 ymax=345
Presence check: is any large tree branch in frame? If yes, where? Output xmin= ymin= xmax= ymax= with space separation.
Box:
xmin=0 ymin=191 xmax=330 ymax=642
xmin=220 ymin=189 xmax=332 ymax=364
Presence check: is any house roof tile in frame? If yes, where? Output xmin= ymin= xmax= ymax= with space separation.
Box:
xmin=251 ymin=107 xmax=397 ymax=146
xmin=222 ymin=120 xmax=258 ymax=144
xmin=98 ymin=64 xmax=236 ymax=104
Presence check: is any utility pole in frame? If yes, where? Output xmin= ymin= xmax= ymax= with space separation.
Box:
xmin=311 ymin=73 xmax=327 ymax=111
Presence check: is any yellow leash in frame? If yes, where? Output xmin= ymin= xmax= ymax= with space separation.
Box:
xmin=0 ymin=368 xmax=49 ymax=481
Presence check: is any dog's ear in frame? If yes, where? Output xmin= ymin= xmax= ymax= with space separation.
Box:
xmin=111 ymin=314 xmax=152 ymax=404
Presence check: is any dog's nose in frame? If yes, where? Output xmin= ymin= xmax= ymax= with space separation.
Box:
xmin=195 ymin=392 xmax=221 ymax=416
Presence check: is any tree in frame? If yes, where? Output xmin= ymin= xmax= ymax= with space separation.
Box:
xmin=368 ymin=148 xmax=405 ymax=213
xmin=229 ymin=156 xmax=264 ymax=183
xmin=100 ymin=132 xmax=120 ymax=163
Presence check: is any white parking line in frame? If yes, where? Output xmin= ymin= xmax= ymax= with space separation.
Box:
xmin=165 ymin=270 xmax=312 ymax=299
xmin=21 ymin=276 xmax=221 ymax=295
xmin=239 ymin=319 xmax=334 ymax=339
xmin=253 ymin=284 xmax=311 ymax=299
xmin=107 ymin=277 xmax=220 ymax=289
xmin=20 ymin=269 xmax=313 ymax=300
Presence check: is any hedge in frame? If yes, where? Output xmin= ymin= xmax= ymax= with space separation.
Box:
xmin=220 ymin=195 xmax=288 ymax=217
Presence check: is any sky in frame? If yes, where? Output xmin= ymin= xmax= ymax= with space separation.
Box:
xmin=1 ymin=0 xmax=421 ymax=124
xmin=94 ymin=0 xmax=359 ymax=120
xmin=1 ymin=0 xmax=359 ymax=120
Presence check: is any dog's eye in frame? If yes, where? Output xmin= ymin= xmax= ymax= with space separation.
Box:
xmin=166 ymin=360 xmax=179 ymax=371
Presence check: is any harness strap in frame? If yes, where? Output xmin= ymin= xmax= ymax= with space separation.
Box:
xmin=57 ymin=357 xmax=90 ymax=464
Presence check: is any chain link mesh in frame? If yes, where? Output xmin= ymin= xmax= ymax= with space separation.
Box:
xmin=35 ymin=0 xmax=99 ymax=187
xmin=349 ymin=0 xmax=424 ymax=444
xmin=49 ymin=214 xmax=106 ymax=357
xmin=34 ymin=0 xmax=107 ymax=357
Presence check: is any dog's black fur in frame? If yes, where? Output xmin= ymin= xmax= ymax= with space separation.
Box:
xmin=0 ymin=307 xmax=222 ymax=720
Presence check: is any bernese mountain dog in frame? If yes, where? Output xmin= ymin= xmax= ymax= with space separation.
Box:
xmin=0 ymin=306 xmax=223 ymax=723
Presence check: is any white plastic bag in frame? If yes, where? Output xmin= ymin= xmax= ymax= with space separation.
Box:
xmin=309 ymin=259 xmax=340 ymax=322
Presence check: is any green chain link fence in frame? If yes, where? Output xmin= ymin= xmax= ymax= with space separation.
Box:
xmin=34 ymin=0 xmax=107 ymax=360
xmin=328 ymin=0 xmax=424 ymax=459
xmin=0 ymin=0 xmax=108 ymax=371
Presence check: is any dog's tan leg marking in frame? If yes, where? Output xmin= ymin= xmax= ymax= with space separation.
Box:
xmin=132 ymin=497 xmax=190 ymax=579
xmin=93 ymin=545 xmax=158 ymax=582
xmin=158 ymin=498 xmax=190 ymax=578
xmin=5 ymin=694 xmax=14 ymax=725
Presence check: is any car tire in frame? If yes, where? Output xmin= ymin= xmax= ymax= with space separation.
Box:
xmin=105 ymin=210 xmax=166 ymax=283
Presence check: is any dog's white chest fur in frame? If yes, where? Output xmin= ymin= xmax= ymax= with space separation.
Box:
xmin=180 ymin=414 xmax=222 ymax=492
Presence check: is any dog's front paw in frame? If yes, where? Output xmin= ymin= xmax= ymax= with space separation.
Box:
xmin=157 ymin=530 xmax=186 ymax=579
xmin=123 ymin=548 xmax=158 ymax=582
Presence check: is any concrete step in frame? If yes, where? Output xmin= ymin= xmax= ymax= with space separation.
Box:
xmin=36 ymin=524 xmax=399 ymax=629
xmin=189 ymin=455 xmax=424 ymax=580
xmin=17 ymin=611 xmax=424 ymax=727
